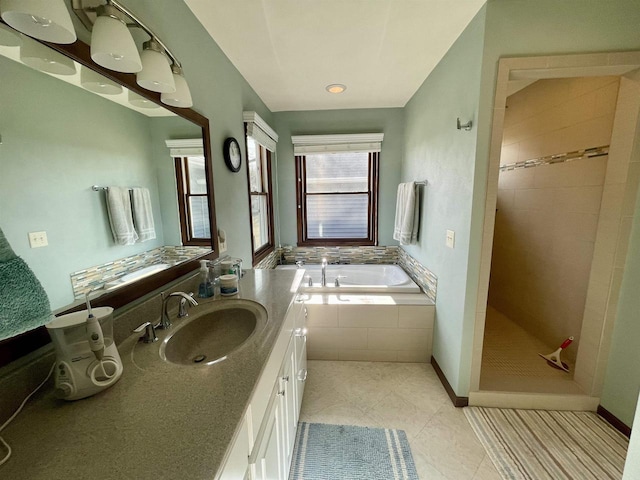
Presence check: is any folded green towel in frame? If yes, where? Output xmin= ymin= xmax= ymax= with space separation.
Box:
xmin=0 ymin=256 xmax=52 ymax=341
xmin=0 ymin=227 xmax=17 ymax=263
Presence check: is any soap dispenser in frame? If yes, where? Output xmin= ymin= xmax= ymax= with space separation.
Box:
xmin=198 ymin=260 xmax=213 ymax=298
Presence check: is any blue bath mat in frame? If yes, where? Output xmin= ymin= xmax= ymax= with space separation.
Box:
xmin=289 ymin=422 xmax=419 ymax=480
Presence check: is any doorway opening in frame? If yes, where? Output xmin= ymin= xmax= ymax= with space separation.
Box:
xmin=469 ymin=52 xmax=640 ymax=409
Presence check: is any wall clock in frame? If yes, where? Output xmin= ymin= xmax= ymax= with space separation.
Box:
xmin=223 ymin=137 xmax=242 ymax=173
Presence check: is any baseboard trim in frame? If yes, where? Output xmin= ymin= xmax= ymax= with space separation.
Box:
xmin=431 ymin=356 xmax=469 ymax=408
xmin=597 ymin=405 xmax=631 ymax=438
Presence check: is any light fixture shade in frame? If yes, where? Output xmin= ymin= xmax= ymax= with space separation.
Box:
xmin=90 ymin=14 xmax=142 ymax=73
xmin=161 ymin=68 xmax=192 ymax=108
xmin=20 ymin=37 xmax=76 ymax=75
xmin=0 ymin=22 xmax=22 ymax=47
xmin=0 ymin=0 xmax=76 ymax=44
xmin=136 ymin=41 xmax=175 ymax=94
xmin=80 ymin=66 xmax=123 ymax=96
xmin=128 ymin=90 xmax=159 ymax=109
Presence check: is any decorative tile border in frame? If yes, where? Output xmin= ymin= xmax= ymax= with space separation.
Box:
xmin=499 ymin=145 xmax=609 ymax=172
xmin=70 ymin=246 xmax=210 ymax=298
xmin=254 ymin=250 xmax=280 ymax=269
xmin=279 ymin=246 xmax=399 ymax=265
xmin=398 ymin=248 xmax=437 ymax=302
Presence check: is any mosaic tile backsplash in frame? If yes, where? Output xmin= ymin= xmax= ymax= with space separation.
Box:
xmin=256 ymin=245 xmax=437 ymax=301
xmin=70 ymin=246 xmax=210 ymax=298
xmin=397 ymin=248 xmax=437 ymax=302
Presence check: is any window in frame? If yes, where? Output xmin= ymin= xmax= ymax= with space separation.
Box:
xmin=247 ymin=136 xmax=274 ymax=260
xmin=175 ymin=155 xmax=211 ymax=246
xmin=244 ymin=111 xmax=279 ymax=265
xmin=296 ymin=151 xmax=379 ymax=245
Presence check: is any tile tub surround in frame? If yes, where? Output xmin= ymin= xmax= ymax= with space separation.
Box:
xmin=70 ymin=245 xmax=210 ymax=298
xmin=257 ymin=245 xmax=438 ymax=302
xmin=0 ymin=269 xmax=302 ymax=480
xmin=279 ymin=245 xmax=399 ymax=265
xmin=302 ymin=293 xmax=435 ymax=362
xmin=398 ymin=248 xmax=438 ymax=302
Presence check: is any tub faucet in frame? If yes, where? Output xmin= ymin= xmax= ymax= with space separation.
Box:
xmin=157 ymin=292 xmax=198 ymax=329
xmin=321 ymin=258 xmax=327 ymax=287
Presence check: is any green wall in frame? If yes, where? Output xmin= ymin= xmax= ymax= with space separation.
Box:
xmin=601 ymin=184 xmax=640 ymax=427
xmin=477 ymin=0 xmax=640 ymax=422
xmin=121 ymin=0 xmax=275 ymax=264
xmin=0 ymin=56 xmax=166 ymax=310
xmin=273 ymin=108 xmax=405 ymax=246
xmin=402 ymin=7 xmax=486 ymax=396
xmin=402 ymin=0 xmax=640 ymax=403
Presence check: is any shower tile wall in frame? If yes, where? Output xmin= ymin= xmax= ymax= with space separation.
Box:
xmin=489 ymin=76 xmax=620 ymax=362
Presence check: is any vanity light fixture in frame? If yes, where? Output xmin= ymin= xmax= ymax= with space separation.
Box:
xmin=72 ymin=0 xmax=193 ymax=108
xmin=161 ymin=65 xmax=193 ymax=108
xmin=0 ymin=0 xmax=77 ymax=44
xmin=136 ymin=38 xmax=175 ymax=93
xmin=0 ymin=22 xmax=22 ymax=47
xmin=326 ymin=84 xmax=346 ymax=94
xmin=80 ymin=65 xmax=123 ymax=95
xmin=90 ymin=4 xmax=142 ymax=73
xmin=128 ymin=90 xmax=160 ymax=109
xmin=20 ymin=37 xmax=76 ymax=76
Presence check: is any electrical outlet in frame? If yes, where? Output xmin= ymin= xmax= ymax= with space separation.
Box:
xmin=28 ymin=231 xmax=48 ymax=248
xmin=446 ymin=229 xmax=455 ymax=249
xmin=217 ymin=229 xmax=227 ymax=253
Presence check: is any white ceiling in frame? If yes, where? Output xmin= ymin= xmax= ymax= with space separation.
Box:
xmin=185 ymin=0 xmax=487 ymax=112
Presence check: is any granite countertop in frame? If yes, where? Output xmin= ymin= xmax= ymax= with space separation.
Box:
xmin=0 ymin=269 xmax=302 ymax=480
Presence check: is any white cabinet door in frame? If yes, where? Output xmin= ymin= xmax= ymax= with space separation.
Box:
xmin=247 ymin=300 xmax=308 ymax=480
xmin=252 ymin=382 xmax=285 ymax=480
xmin=280 ymin=344 xmax=297 ymax=478
xmin=295 ymin=339 xmax=307 ymax=416
xmin=219 ymin=412 xmax=251 ymax=480
xmin=293 ymin=304 xmax=308 ymax=416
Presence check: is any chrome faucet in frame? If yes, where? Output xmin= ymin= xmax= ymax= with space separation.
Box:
xmin=157 ymin=292 xmax=198 ymax=329
xmin=321 ymin=258 xmax=327 ymax=287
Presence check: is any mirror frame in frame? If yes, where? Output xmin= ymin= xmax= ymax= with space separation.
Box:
xmin=0 ymin=26 xmax=218 ymax=366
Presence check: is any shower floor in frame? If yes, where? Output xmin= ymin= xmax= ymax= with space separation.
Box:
xmin=480 ymin=306 xmax=586 ymax=395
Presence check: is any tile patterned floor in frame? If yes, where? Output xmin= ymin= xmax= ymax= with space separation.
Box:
xmin=480 ymin=306 xmax=585 ymax=394
xmin=299 ymin=360 xmax=501 ymax=479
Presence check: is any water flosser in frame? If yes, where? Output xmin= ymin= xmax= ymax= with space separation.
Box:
xmin=85 ymin=296 xmax=104 ymax=361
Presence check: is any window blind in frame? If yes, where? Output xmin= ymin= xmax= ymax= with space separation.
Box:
xmin=165 ymin=138 xmax=203 ymax=157
xmin=291 ymin=133 xmax=383 ymax=155
xmin=243 ymin=111 xmax=278 ymax=152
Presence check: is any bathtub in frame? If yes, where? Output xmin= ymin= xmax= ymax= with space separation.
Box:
xmin=276 ymin=264 xmax=421 ymax=293
xmin=103 ymin=263 xmax=170 ymax=291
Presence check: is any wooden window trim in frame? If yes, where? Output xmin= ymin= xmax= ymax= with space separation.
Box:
xmin=296 ymin=152 xmax=379 ymax=246
xmin=246 ymin=136 xmax=275 ymax=265
xmin=175 ymin=156 xmax=211 ymax=246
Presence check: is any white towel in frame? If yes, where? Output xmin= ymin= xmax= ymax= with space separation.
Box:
xmin=393 ymin=182 xmax=420 ymax=245
xmin=132 ymin=187 xmax=156 ymax=242
xmin=106 ymin=187 xmax=138 ymax=245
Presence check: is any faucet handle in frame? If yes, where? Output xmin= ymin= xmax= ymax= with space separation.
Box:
xmin=334 ymin=275 xmax=346 ymax=287
xmin=134 ymin=322 xmax=158 ymax=343
xmin=171 ymin=291 xmax=198 ymax=306
xmin=178 ymin=292 xmax=196 ymax=318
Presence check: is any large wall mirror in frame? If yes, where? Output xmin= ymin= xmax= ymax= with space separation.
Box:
xmin=0 ymin=22 xmax=217 ymax=364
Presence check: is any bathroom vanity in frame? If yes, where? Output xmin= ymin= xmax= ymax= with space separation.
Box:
xmin=0 ymin=269 xmax=306 ymax=480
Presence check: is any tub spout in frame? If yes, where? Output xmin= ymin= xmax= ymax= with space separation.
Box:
xmin=321 ymin=258 xmax=327 ymax=287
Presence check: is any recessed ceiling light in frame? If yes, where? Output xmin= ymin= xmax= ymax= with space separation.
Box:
xmin=326 ymin=84 xmax=346 ymax=94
